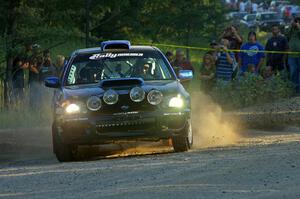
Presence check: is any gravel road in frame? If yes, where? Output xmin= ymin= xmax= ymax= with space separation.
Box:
xmin=1 ymin=127 xmax=300 ymax=199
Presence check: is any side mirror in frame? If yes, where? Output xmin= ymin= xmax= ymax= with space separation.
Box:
xmin=45 ymin=77 xmax=60 ymax=88
xmin=178 ymin=70 xmax=193 ymax=80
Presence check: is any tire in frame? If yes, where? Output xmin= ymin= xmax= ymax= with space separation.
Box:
xmin=172 ymin=120 xmax=193 ymax=152
xmin=52 ymin=123 xmax=75 ymax=162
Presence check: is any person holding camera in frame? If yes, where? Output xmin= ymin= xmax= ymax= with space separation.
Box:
xmin=287 ymin=17 xmax=300 ymax=93
xmin=215 ymin=38 xmax=235 ymax=82
xmin=221 ymin=26 xmax=243 ymax=60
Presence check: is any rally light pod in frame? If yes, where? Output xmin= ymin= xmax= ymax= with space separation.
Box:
xmin=103 ymin=89 xmax=119 ymax=105
xmin=87 ymin=96 xmax=102 ymax=111
xmin=101 ymin=40 xmax=131 ymax=51
xmin=147 ymin=90 xmax=163 ymax=105
xmin=130 ymin=87 xmax=145 ymax=102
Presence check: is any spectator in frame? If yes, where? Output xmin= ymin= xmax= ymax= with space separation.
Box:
xmin=252 ymin=2 xmax=258 ymax=13
xmin=287 ymin=17 xmax=300 ymax=93
xmin=55 ymin=55 xmax=65 ymax=77
xmin=39 ymin=58 xmax=56 ymax=82
xmin=199 ymin=54 xmax=215 ymax=93
xmin=245 ymin=0 xmax=252 ymax=13
xmin=221 ymin=26 xmax=243 ymax=60
xmin=28 ymin=58 xmax=41 ymax=110
xmin=12 ymin=58 xmax=29 ymax=104
xmin=43 ymin=49 xmax=51 ymax=61
xmin=247 ymin=63 xmax=256 ymax=74
xmin=269 ymin=1 xmax=278 ymax=12
xmin=207 ymin=40 xmax=219 ymax=63
xmin=171 ymin=49 xmax=194 ymax=89
xmin=263 ymin=66 xmax=274 ymax=80
xmin=239 ymin=0 xmax=246 ymax=12
xmin=216 ymin=38 xmax=235 ymax=82
xmin=171 ymin=49 xmax=194 ymax=73
xmin=28 ymin=57 xmax=40 ymax=85
xmin=165 ymin=51 xmax=174 ymax=63
xmin=238 ymin=31 xmax=265 ymax=75
xmin=265 ymin=24 xmax=289 ymax=73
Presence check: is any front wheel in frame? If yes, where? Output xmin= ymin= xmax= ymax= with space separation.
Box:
xmin=172 ymin=120 xmax=193 ymax=152
xmin=52 ymin=124 xmax=76 ymax=162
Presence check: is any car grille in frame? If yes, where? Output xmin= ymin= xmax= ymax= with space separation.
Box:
xmin=96 ymin=118 xmax=155 ymax=132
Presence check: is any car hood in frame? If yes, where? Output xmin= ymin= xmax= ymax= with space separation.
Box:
xmin=62 ymin=80 xmax=183 ymax=100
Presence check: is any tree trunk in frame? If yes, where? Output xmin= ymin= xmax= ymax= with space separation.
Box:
xmin=185 ymin=25 xmax=191 ymax=61
xmin=4 ymin=0 xmax=20 ymax=108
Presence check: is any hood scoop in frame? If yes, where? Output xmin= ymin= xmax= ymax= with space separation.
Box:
xmin=100 ymin=78 xmax=144 ymax=88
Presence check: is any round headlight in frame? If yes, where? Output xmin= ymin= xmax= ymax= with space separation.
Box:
xmin=130 ymin=87 xmax=145 ymax=102
xmin=169 ymin=96 xmax=184 ymax=108
xmin=147 ymin=90 xmax=163 ymax=105
xmin=103 ymin=89 xmax=119 ymax=105
xmin=65 ymin=103 xmax=80 ymax=114
xmin=87 ymin=96 xmax=102 ymax=111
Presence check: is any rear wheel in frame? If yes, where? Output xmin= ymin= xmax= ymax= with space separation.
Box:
xmin=172 ymin=120 xmax=193 ymax=152
xmin=52 ymin=123 xmax=76 ymax=162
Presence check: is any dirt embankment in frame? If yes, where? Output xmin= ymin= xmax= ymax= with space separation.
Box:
xmin=230 ymin=97 xmax=300 ymax=128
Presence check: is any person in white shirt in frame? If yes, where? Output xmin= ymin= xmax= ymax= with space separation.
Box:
xmin=252 ymin=3 xmax=258 ymax=13
xmin=239 ymin=1 xmax=246 ymax=12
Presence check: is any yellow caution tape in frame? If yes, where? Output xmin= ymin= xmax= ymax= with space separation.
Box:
xmin=140 ymin=42 xmax=300 ymax=55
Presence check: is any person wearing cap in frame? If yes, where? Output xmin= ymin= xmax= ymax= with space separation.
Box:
xmin=207 ymin=40 xmax=219 ymax=63
xmin=238 ymin=31 xmax=265 ymax=75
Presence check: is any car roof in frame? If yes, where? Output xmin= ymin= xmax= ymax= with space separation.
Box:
xmin=72 ymin=45 xmax=157 ymax=56
xmin=258 ymin=11 xmax=277 ymax=15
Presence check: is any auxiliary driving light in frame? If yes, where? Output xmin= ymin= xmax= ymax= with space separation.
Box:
xmin=168 ymin=96 xmax=184 ymax=108
xmin=65 ymin=103 xmax=80 ymax=114
xmin=103 ymin=89 xmax=119 ymax=105
xmin=147 ymin=90 xmax=163 ymax=105
xmin=87 ymin=96 xmax=102 ymax=111
xmin=130 ymin=87 xmax=145 ymax=102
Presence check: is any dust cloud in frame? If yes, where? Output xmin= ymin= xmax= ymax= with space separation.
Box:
xmin=191 ymin=91 xmax=242 ymax=148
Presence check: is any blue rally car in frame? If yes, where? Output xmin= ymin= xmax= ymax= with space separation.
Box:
xmin=45 ymin=40 xmax=193 ymax=162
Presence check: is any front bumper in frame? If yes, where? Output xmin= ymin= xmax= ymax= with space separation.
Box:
xmin=55 ymin=109 xmax=190 ymax=145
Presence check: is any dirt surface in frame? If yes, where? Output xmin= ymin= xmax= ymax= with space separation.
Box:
xmin=1 ymin=127 xmax=300 ymax=199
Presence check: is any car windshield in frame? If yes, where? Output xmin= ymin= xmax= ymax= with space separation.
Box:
xmin=65 ymin=51 xmax=174 ymax=85
xmin=261 ymin=13 xmax=278 ymax=20
xmin=246 ymin=15 xmax=256 ymax=21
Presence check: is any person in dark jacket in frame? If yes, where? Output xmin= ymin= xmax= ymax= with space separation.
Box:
xmin=287 ymin=17 xmax=300 ymax=93
xmin=265 ymin=24 xmax=289 ymax=73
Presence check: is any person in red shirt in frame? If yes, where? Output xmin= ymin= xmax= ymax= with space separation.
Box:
xmin=171 ymin=49 xmax=194 ymax=90
xmin=171 ymin=49 xmax=194 ymax=73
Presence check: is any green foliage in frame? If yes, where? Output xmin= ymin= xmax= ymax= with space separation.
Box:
xmin=211 ymin=73 xmax=295 ymax=110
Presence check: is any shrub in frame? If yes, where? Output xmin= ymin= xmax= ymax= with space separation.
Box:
xmin=211 ymin=73 xmax=295 ymax=110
